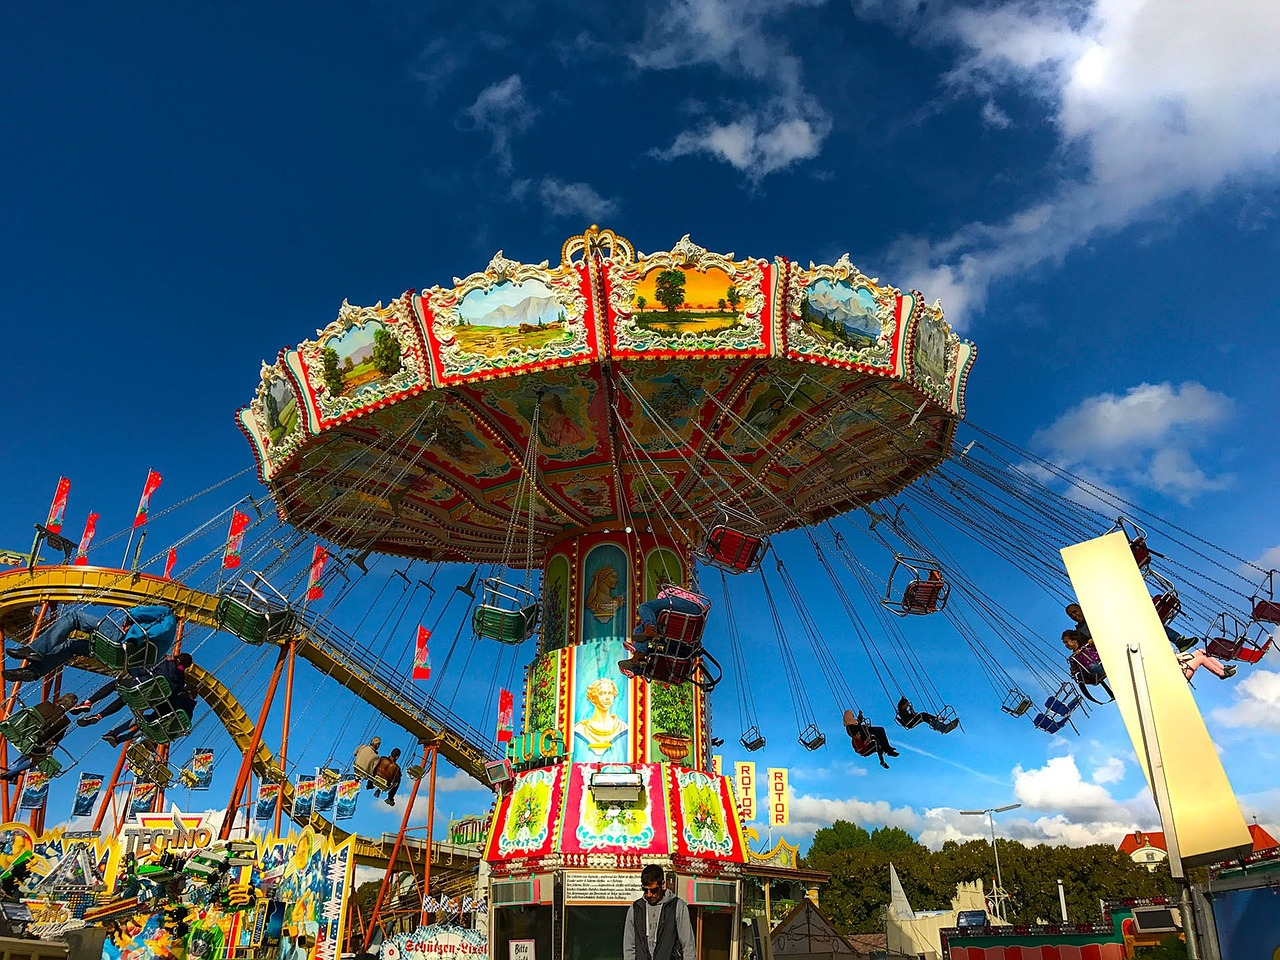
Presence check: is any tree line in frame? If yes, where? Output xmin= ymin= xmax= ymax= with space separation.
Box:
xmin=803 ymin=821 xmax=1176 ymax=934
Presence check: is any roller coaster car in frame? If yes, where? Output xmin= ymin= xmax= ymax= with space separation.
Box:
xmin=472 ymin=578 xmax=539 ymax=644
xmin=91 ymin=613 xmax=159 ymax=673
xmin=694 ymin=505 xmax=770 ymax=574
xmin=117 ymin=675 xmax=174 ymax=714
xmin=882 ymin=557 xmax=950 ymax=616
xmin=126 ymin=743 xmax=175 ymax=787
xmin=216 ymin=573 xmax=295 ymax=646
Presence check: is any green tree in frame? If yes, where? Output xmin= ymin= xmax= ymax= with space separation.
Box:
xmin=868 ymin=826 xmax=921 ymax=855
xmin=726 ymin=284 xmax=741 ymax=315
xmin=718 ymin=298 xmax=727 ymax=311
xmin=807 ymin=820 xmax=872 ymax=861
xmin=321 ymin=346 xmax=344 ymax=396
xmin=636 ymin=295 xmax=647 ymax=311
xmin=654 ymin=269 xmax=687 ymax=312
xmin=372 ymin=327 xmax=402 ymax=376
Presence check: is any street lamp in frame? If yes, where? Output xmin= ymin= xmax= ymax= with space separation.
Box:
xmin=959 ymin=803 xmax=1021 ymax=922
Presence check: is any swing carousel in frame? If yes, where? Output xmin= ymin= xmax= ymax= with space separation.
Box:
xmin=235 ymin=227 xmax=975 ymax=959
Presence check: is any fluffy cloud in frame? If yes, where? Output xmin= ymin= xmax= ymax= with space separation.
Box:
xmin=870 ymin=0 xmax=1280 ymax=323
xmin=460 ymin=75 xmax=536 ymax=172
xmin=635 ymin=0 xmax=832 ymax=180
xmin=523 ymin=177 xmax=619 ymax=220
xmin=1212 ymin=668 xmax=1280 ymax=732
xmin=1030 ymin=380 xmax=1235 ymax=502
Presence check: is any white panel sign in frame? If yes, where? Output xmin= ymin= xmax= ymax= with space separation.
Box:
xmin=562 ymin=871 xmax=644 ymax=903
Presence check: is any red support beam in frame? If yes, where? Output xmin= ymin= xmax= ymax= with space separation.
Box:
xmin=363 ymin=741 xmax=432 ymax=952
xmin=93 ymin=743 xmax=131 ymax=831
xmin=219 ymin=643 xmax=288 ymax=840
xmin=274 ymin=638 xmax=296 ymax=836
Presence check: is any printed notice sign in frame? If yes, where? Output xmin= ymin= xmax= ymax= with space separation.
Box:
xmin=563 ymin=871 xmax=644 ymax=902
xmin=510 ymin=940 xmax=535 ymax=960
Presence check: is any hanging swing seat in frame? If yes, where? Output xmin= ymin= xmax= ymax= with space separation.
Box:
xmin=630 ymin=642 xmax=722 ymax=691
xmin=1002 ymin=689 xmax=1034 ymax=717
xmin=739 ymin=727 xmax=766 ymax=752
xmin=694 ymin=504 xmax=770 ymax=574
xmin=882 ymin=557 xmax=950 ymax=616
xmin=1250 ymin=571 xmax=1280 ymax=624
xmin=798 ymin=724 xmax=826 ymax=751
xmin=116 ymin=675 xmax=174 ymax=714
xmin=472 ymin=578 xmax=539 ymax=644
xmin=126 ymin=743 xmax=175 ymax=786
xmin=216 ymin=573 xmax=294 ymax=646
xmin=0 ymin=708 xmax=50 ymax=756
xmin=1068 ymin=644 xmax=1106 ymax=684
xmin=1206 ymin=634 xmax=1273 ymax=664
xmin=895 ymin=709 xmax=924 ymax=730
xmin=1147 ymin=569 xmax=1181 ymax=624
xmin=1033 ymin=683 xmax=1082 ymax=734
xmin=34 ymin=756 xmax=61 ymax=779
xmin=90 ymin=613 xmax=159 ymax=673
xmin=933 ymin=704 xmax=960 ymax=734
xmin=136 ymin=706 xmax=192 ymax=745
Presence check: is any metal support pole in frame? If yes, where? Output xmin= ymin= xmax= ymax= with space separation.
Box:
xmin=420 ymin=746 xmax=438 ymax=926
xmin=2 ymin=602 xmax=50 ymax=820
xmin=94 ymin=743 xmax=131 ymax=831
xmin=219 ymin=643 xmax=288 ymax=840
xmin=989 ymin=813 xmax=1006 ymax=922
xmin=1127 ymin=644 xmax=1200 ymax=960
xmin=364 ymin=742 xmax=432 ymax=952
xmin=275 ymin=638 xmax=296 ymax=837
xmin=1057 ymin=879 xmax=1068 ymax=923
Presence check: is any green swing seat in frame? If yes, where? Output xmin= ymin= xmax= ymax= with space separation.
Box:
xmin=117 ymin=675 xmax=174 ymax=714
xmin=125 ymin=743 xmax=175 ymax=787
xmin=35 ymin=756 xmax=61 ymax=778
xmin=89 ymin=629 xmax=159 ymax=673
xmin=0 ymin=708 xmax=47 ymax=756
xmin=216 ymin=573 xmax=294 ymax=646
xmin=472 ymin=578 xmax=540 ymax=644
xmin=136 ymin=708 xmax=192 ymax=745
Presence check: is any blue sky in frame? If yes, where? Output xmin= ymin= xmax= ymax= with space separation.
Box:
xmin=3 ymin=1 xmax=1280 ymax=856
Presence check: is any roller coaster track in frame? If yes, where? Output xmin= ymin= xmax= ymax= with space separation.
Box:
xmin=0 ymin=566 xmax=491 ymax=870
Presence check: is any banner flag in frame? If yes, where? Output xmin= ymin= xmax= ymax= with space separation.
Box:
xmin=255 ymin=783 xmax=282 ymax=820
xmin=294 ymin=775 xmax=316 ymax=818
xmin=74 ymin=512 xmax=99 ymax=566
xmin=133 ymin=469 xmax=163 ymax=528
xmin=46 ymin=477 xmax=71 ymax=534
xmin=313 ymin=766 xmax=341 ymax=813
xmin=496 ymin=688 xmax=514 ymax=743
xmin=222 ymin=510 xmax=251 ymax=569
xmin=164 ymin=547 xmax=178 ymax=579
xmin=734 ymin=761 xmax=757 ymax=823
xmin=413 ymin=626 xmax=431 ymax=680
xmin=130 ymin=782 xmax=158 ymax=814
xmin=712 ymin=755 xmax=723 ymax=776
xmin=71 ymin=772 xmax=104 ymax=818
xmin=306 ymin=545 xmax=328 ymax=600
xmin=335 ymin=777 xmax=361 ymax=820
xmin=20 ymin=770 xmax=51 ymax=810
xmin=188 ymin=748 xmax=214 ymax=790
xmin=767 ymin=767 xmax=790 ymax=826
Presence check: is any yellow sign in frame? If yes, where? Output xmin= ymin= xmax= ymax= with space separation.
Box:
xmin=767 ymin=768 xmax=789 ymax=826
xmin=712 ymin=755 xmax=722 ymax=776
xmin=734 ymin=761 xmax=756 ymax=822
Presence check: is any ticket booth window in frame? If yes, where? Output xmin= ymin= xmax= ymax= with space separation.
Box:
xmin=493 ymin=905 xmax=552 ymax=960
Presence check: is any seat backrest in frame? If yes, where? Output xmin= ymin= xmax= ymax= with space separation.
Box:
xmin=1130 ymin=538 xmax=1151 ymax=570
xmin=1152 ymin=592 xmax=1181 ymax=624
xmin=1235 ymin=639 xmax=1272 ymax=664
xmin=851 ymin=735 xmax=876 ymax=757
xmin=1204 ymin=636 xmax=1243 ymax=661
xmin=646 ymin=656 xmax=694 ymax=685
xmin=704 ymin=527 xmax=766 ymax=572
xmin=656 ymin=609 xmax=706 ymax=644
xmin=902 ymin=578 xmax=945 ymax=612
xmin=1033 ymin=713 xmax=1066 ymax=734
xmin=1251 ymin=599 xmax=1280 ymax=625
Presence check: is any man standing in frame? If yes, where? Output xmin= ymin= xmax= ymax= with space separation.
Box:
xmin=623 ymin=865 xmax=695 ymax=960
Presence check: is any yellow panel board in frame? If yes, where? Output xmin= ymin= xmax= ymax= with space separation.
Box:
xmin=1060 ymin=532 xmax=1251 ymax=868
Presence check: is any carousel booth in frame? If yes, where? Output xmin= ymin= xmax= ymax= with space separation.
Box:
xmin=483 ymin=530 xmax=748 ymax=960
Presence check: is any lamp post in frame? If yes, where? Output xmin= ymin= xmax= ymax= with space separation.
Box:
xmin=960 ymin=803 xmax=1021 ymax=922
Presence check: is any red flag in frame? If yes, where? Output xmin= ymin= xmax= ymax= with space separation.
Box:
xmin=74 ymin=512 xmax=99 ymax=566
xmin=222 ymin=510 xmax=250 ymax=569
xmin=46 ymin=477 xmax=71 ymax=534
xmin=496 ymin=688 xmax=514 ymax=743
xmin=413 ymin=626 xmax=432 ymax=680
xmin=306 ymin=545 xmax=328 ymax=600
xmin=133 ymin=470 xmax=163 ymax=528
xmin=164 ymin=548 xmax=177 ymax=579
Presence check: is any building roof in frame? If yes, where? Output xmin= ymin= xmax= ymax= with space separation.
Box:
xmin=771 ymin=898 xmax=865 ymax=960
xmin=1118 ymin=824 xmax=1279 ymax=856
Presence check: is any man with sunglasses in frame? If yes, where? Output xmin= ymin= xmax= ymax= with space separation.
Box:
xmin=623 ymin=864 xmax=695 ymax=960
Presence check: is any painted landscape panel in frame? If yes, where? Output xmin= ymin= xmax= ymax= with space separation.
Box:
xmin=454 ymin=278 xmax=570 ymax=357
xmin=800 ymin=279 xmax=882 ymax=348
xmin=630 ymin=266 xmax=744 ymax=336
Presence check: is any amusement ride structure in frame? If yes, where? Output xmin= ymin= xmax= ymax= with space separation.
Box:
xmin=0 ymin=227 xmax=1275 ymax=960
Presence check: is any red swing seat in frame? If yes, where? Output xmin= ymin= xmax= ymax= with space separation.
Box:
xmin=1252 ymin=599 xmax=1280 ymax=624
xmin=1152 ymin=591 xmax=1181 ymax=624
xmin=694 ymin=504 xmax=770 ymax=574
xmin=883 ymin=556 xmax=950 ymax=616
xmin=901 ymin=575 xmax=948 ymax=614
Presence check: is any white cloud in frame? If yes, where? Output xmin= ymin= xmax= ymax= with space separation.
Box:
xmin=461 ymin=75 xmax=536 ymax=172
xmin=980 ymin=99 xmax=1013 ymax=129
xmin=528 ymin=178 xmax=619 ymax=220
xmin=1212 ymin=668 xmax=1280 ymax=732
xmin=788 ymin=792 xmax=925 ymax=838
xmin=1030 ymin=381 xmax=1235 ymax=502
xmin=1253 ymin=546 xmax=1280 ymax=570
xmin=1092 ymin=756 xmax=1125 ymax=784
xmin=871 ymin=0 xmax=1280 ymax=323
xmin=634 ymin=0 xmax=832 ymax=180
